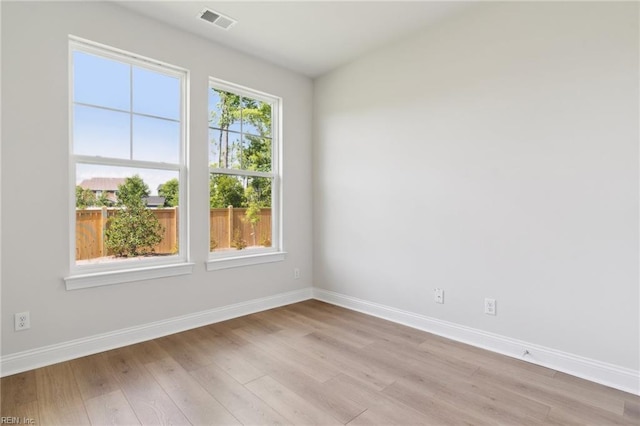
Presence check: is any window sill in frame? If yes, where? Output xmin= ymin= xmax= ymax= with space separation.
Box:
xmin=206 ymin=251 xmax=286 ymax=271
xmin=64 ymin=262 xmax=195 ymax=290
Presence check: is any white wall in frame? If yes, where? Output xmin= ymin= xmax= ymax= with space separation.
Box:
xmin=314 ymin=2 xmax=639 ymax=370
xmin=1 ymin=2 xmax=313 ymax=356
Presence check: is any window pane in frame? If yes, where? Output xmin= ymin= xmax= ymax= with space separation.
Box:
xmin=241 ymin=135 xmax=272 ymax=172
xmin=209 ymin=128 xmax=221 ymax=167
xmin=209 ymin=174 xmax=272 ymax=252
xmin=241 ymin=96 xmax=271 ymax=137
xmin=209 ymin=88 xmax=241 ymax=132
xmin=75 ymin=164 xmax=179 ymax=264
xmin=209 ymin=174 xmax=244 ymax=209
xmin=209 ymin=128 xmax=242 ymax=169
xmin=133 ymin=115 xmax=180 ymax=164
xmin=73 ymin=51 xmax=130 ymax=110
xmin=73 ymin=105 xmax=130 ymax=159
xmin=133 ymin=67 xmax=180 ymax=120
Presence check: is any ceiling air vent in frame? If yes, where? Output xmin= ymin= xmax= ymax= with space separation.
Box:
xmin=198 ymin=8 xmax=237 ymax=30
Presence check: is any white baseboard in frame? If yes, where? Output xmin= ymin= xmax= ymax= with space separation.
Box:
xmin=0 ymin=287 xmax=313 ymax=377
xmin=313 ymin=288 xmax=640 ymax=396
xmin=3 ymin=285 xmax=638 ymax=396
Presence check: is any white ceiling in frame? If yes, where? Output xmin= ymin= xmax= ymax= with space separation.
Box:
xmin=114 ymin=1 xmax=474 ymax=78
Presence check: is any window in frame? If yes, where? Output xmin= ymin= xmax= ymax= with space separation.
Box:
xmin=207 ymin=79 xmax=283 ymax=270
xmin=66 ymin=38 xmax=192 ymax=289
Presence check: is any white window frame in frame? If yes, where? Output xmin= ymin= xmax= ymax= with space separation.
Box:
xmin=65 ymin=37 xmax=193 ymax=290
xmin=206 ymin=78 xmax=285 ymax=271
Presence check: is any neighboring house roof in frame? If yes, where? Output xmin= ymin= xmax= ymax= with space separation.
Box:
xmin=144 ymin=196 xmax=166 ymax=207
xmin=78 ymin=177 xmax=126 ymax=192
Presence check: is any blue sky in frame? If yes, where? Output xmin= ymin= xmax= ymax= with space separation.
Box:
xmin=73 ymin=51 xmax=181 ymax=195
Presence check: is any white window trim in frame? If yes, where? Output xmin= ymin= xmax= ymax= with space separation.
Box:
xmin=206 ymin=251 xmax=286 ymax=271
xmin=206 ymin=78 xmax=285 ymax=271
xmin=65 ymin=263 xmax=196 ymax=290
xmin=65 ymin=36 xmax=192 ymax=290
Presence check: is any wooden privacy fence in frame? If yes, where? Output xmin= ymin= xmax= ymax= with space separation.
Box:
xmin=210 ymin=207 xmax=272 ymax=250
xmin=76 ymin=207 xmax=178 ymax=261
xmin=76 ymin=206 xmax=272 ymax=260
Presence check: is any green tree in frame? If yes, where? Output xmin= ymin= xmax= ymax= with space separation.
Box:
xmin=210 ymin=175 xmax=245 ymax=208
xmin=104 ymin=175 xmax=164 ymax=257
xmin=158 ymin=178 xmax=179 ymax=207
xmin=240 ymin=176 xmax=271 ymax=209
xmin=75 ymin=186 xmax=95 ymax=209
xmin=243 ymin=186 xmax=262 ymax=246
xmin=209 ymin=89 xmax=272 ymax=172
xmin=241 ymin=135 xmax=271 ymax=172
xmin=115 ymin=174 xmax=149 ymax=207
xmin=242 ymin=98 xmax=272 ymax=138
xmin=210 ymin=90 xmax=241 ymax=168
xmin=95 ymin=192 xmax=114 ymax=207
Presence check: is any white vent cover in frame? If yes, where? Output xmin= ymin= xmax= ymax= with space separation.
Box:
xmin=198 ymin=8 xmax=237 ymax=30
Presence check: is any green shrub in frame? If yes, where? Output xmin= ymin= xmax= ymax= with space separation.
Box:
xmin=230 ymin=229 xmax=247 ymax=250
xmin=105 ymin=206 xmax=164 ymax=257
xmin=104 ymin=175 xmax=164 ymax=257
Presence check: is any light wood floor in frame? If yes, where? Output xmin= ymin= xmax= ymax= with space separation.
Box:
xmin=1 ymin=300 xmax=639 ymax=425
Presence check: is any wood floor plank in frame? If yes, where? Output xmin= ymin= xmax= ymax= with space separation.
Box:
xmin=267 ymin=329 xmax=395 ymax=390
xmin=145 ymin=356 xmax=241 ymax=425
xmin=467 ymin=372 xmax=551 ymax=421
xmin=250 ymin=308 xmax=316 ymax=337
xmin=236 ymin=337 xmax=366 ymax=424
xmin=473 ymin=366 xmax=633 ymax=424
xmin=186 ymin=327 xmax=265 ymax=384
xmin=206 ymin=321 xmax=255 ymax=347
xmin=232 ymin=327 xmax=341 ymax=383
xmin=347 ymin=407 xmax=434 ymax=426
xmin=362 ymin=339 xmax=479 ymax=384
xmin=104 ymin=346 xmax=191 ymax=425
xmin=154 ymin=332 xmax=213 ymax=372
xmin=84 ymin=389 xmax=141 ymax=425
xmin=324 ymin=373 xmax=438 ymax=425
xmin=431 ymin=376 xmax=548 ymax=425
xmin=70 ymin=353 xmax=119 ymax=401
xmin=346 ymin=408 xmax=393 ymax=425
xmin=1 ymin=370 xmax=37 ymax=410
xmin=381 ymin=375 xmax=490 ymax=426
xmin=0 ymin=371 xmax=39 ymax=424
xmin=279 ymin=305 xmax=377 ymax=348
xmin=546 ymin=404 xmax=637 ymax=426
xmin=298 ymin=331 xmax=397 ymax=389
xmin=35 ymin=362 xmax=91 ymax=425
xmin=624 ymin=398 xmax=640 ymax=421
xmin=241 ymin=313 xmax=284 ymax=335
xmin=191 ymin=362 xmax=291 ymax=425
xmin=551 ymin=371 xmax=633 ymax=413
xmin=474 ymin=363 xmax=625 ymax=416
xmin=0 ymin=401 xmax=40 ymax=425
xmin=300 ymin=301 xmax=429 ymax=346
xmin=245 ymin=375 xmax=342 ymax=425
xmin=125 ymin=339 xmax=172 ymax=364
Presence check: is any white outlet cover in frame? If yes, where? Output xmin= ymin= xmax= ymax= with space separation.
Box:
xmin=15 ymin=311 xmax=30 ymax=331
xmin=484 ymin=298 xmax=496 ymax=315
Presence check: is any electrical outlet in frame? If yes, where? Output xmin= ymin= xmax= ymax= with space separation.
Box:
xmin=15 ymin=311 xmax=30 ymax=331
xmin=484 ymin=298 xmax=496 ymax=315
xmin=434 ymin=288 xmax=444 ymax=304
xmin=294 ymin=268 xmax=300 ymax=279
